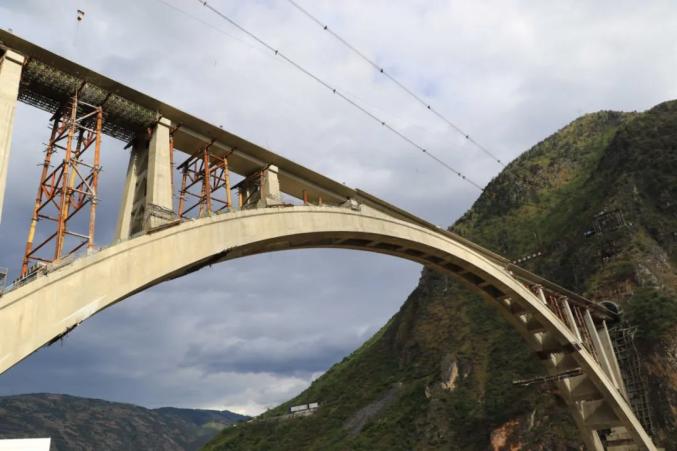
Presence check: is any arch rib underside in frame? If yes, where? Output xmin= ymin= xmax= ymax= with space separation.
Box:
xmin=0 ymin=206 xmax=656 ymax=450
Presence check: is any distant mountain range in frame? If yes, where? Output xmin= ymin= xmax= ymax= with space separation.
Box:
xmin=0 ymin=393 xmax=249 ymax=450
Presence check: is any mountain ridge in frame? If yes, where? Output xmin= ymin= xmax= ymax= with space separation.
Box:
xmin=206 ymin=101 xmax=677 ymax=450
xmin=0 ymin=392 xmax=249 ymax=451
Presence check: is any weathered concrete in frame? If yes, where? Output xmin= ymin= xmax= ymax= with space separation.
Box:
xmin=259 ymin=165 xmax=282 ymax=207
xmin=115 ymin=139 xmax=143 ymax=241
xmin=584 ymin=310 xmax=622 ymax=391
xmin=0 ymin=205 xmax=656 ymax=450
xmin=115 ymin=119 xmax=175 ymax=240
xmin=600 ymin=321 xmax=628 ymax=398
xmin=0 ymin=50 xmax=24 ymax=224
xmin=145 ymin=117 xmax=174 ymax=228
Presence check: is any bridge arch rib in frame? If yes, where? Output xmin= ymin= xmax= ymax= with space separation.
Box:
xmin=0 ymin=205 xmax=655 ymax=450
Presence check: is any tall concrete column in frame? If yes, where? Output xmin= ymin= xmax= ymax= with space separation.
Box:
xmin=115 ymin=138 xmax=144 ymax=241
xmin=259 ymin=164 xmax=282 ymax=207
xmin=0 ymin=50 xmax=25 ymax=224
xmin=145 ymin=117 xmax=175 ymax=228
xmin=115 ymin=118 xmax=175 ymax=240
xmin=130 ymin=142 xmax=150 ymax=235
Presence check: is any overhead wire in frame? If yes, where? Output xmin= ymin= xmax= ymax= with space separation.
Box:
xmin=156 ymin=0 xmax=412 ymax=127
xmin=285 ymin=0 xmax=505 ymax=167
xmin=190 ymin=0 xmax=484 ymax=191
xmin=153 ymin=0 xmax=277 ymax=60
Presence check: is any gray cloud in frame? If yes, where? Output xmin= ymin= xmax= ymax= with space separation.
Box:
xmin=181 ymin=331 xmax=369 ymax=376
xmin=1 ymin=0 xmax=676 ymax=416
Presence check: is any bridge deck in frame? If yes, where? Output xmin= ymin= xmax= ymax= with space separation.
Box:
xmin=0 ymin=29 xmax=610 ymax=318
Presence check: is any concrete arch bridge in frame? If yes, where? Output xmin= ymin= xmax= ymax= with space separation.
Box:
xmin=0 ymin=30 xmax=657 ymax=450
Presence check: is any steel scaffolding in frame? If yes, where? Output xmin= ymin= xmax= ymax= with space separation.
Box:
xmin=177 ymin=145 xmax=232 ymax=219
xmin=21 ymin=90 xmax=103 ymax=277
xmin=611 ymin=325 xmax=655 ymax=436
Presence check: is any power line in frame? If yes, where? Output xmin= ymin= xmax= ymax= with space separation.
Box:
xmin=285 ymin=0 xmax=505 ymax=167
xmin=156 ymin=0 xmax=395 ymax=125
xmin=191 ymin=0 xmax=484 ymax=191
xmin=153 ymin=0 xmax=273 ymax=58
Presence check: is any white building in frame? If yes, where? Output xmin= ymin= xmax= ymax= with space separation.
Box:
xmin=0 ymin=438 xmax=51 ymax=451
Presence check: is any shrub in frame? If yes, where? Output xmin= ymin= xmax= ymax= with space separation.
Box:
xmin=625 ymin=289 xmax=677 ymax=343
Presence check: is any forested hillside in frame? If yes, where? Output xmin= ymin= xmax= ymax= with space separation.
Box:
xmin=207 ymin=101 xmax=677 ymax=450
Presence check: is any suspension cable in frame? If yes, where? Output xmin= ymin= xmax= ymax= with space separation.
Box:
xmin=286 ymin=0 xmax=504 ymax=167
xmin=191 ymin=0 xmax=484 ymax=191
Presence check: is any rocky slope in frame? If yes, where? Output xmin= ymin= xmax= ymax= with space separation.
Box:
xmin=206 ymin=101 xmax=677 ymax=450
xmin=0 ymin=393 xmax=248 ymax=450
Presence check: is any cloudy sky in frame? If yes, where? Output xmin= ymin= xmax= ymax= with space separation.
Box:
xmin=0 ymin=0 xmax=676 ymax=416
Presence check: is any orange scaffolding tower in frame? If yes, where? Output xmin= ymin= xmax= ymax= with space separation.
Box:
xmin=177 ymin=145 xmax=232 ymax=219
xmin=21 ymin=90 xmax=103 ymax=277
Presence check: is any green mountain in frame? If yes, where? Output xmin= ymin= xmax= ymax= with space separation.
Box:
xmin=205 ymin=101 xmax=677 ymax=450
xmin=0 ymin=393 xmax=249 ymax=450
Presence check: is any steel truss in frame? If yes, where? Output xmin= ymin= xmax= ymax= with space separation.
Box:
xmin=21 ymin=90 xmax=103 ymax=277
xmin=177 ymin=145 xmax=232 ymax=219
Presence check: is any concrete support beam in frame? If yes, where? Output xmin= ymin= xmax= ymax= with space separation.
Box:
xmin=535 ymin=330 xmax=562 ymax=354
xmin=581 ymin=399 xmax=622 ymax=429
xmin=259 ymin=164 xmax=282 ymax=207
xmin=549 ymin=352 xmax=580 ymax=373
xmin=536 ymin=286 xmax=547 ymax=304
xmin=115 ymin=139 xmax=145 ymax=241
xmin=600 ymin=321 xmax=628 ymax=398
xmin=605 ymin=427 xmax=636 ymax=451
xmin=570 ymin=401 xmax=606 ymax=451
xmin=569 ymin=374 xmax=604 ymax=401
xmin=145 ymin=117 xmax=175 ymax=228
xmin=0 ymin=50 xmax=24 ymax=224
xmin=115 ymin=118 xmax=175 ymax=240
xmin=563 ymin=300 xmax=583 ymax=342
xmin=577 ymin=422 xmax=606 ymax=451
xmin=556 ymin=377 xmax=605 ymax=451
xmin=584 ymin=310 xmax=622 ymax=391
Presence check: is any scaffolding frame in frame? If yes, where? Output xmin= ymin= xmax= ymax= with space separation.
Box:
xmin=234 ymin=170 xmax=264 ymax=209
xmin=610 ymin=325 xmax=655 ymax=436
xmin=177 ymin=145 xmax=232 ymax=219
xmin=593 ymin=209 xmax=628 ymax=234
xmin=21 ymin=90 xmax=103 ymax=277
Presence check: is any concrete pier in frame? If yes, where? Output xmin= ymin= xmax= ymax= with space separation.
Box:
xmin=115 ymin=118 xmax=175 ymax=240
xmin=0 ymin=50 xmax=24 ymax=224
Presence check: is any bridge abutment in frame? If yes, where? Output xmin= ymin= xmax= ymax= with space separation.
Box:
xmin=0 ymin=49 xmax=24 ymax=224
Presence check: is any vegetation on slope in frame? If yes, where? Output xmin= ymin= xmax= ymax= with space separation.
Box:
xmin=207 ymin=102 xmax=677 ymax=450
xmin=0 ymin=393 xmax=248 ymax=451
